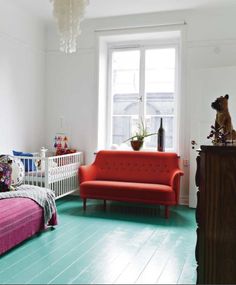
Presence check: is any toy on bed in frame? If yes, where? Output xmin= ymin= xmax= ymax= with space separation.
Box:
xmin=0 ymin=155 xmax=57 ymax=256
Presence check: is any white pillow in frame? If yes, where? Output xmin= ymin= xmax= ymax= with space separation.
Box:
xmin=10 ymin=156 xmax=25 ymax=187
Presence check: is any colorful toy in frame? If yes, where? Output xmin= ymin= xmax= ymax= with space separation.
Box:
xmin=54 ymin=133 xmax=76 ymax=155
xmin=54 ymin=133 xmax=69 ymax=150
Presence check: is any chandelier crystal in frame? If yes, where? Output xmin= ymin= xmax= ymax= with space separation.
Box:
xmin=51 ymin=0 xmax=89 ymax=53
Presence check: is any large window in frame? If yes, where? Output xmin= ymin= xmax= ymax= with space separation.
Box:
xmin=107 ymin=45 xmax=178 ymax=151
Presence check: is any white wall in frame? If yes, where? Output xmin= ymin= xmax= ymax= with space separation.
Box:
xmin=186 ymin=9 xmax=236 ymax=206
xmin=0 ymin=0 xmax=46 ymax=154
xmin=45 ymin=7 xmax=236 ymax=204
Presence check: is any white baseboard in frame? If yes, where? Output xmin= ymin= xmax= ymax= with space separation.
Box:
xmin=179 ymin=195 xmax=189 ymax=206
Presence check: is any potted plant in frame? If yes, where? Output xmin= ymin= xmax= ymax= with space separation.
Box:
xmin=125 ymin=120 xmax=157 ymax=151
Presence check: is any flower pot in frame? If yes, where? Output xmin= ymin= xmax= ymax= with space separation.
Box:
xmin=130 ymin=140 xmax=143 ymax=151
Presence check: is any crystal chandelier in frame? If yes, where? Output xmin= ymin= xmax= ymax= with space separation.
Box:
xmin=51 ymin=0 xmax=89 ymax=53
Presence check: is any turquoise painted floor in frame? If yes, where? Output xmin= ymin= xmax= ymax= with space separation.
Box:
xmin=0 ymin=196 xmax=196 ymax=284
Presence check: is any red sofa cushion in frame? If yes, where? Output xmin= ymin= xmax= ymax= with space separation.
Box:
xmin=93 ymin=151 xmax=179 ymax=185
xmin=80 ymin=180 xmax=176 ymax=205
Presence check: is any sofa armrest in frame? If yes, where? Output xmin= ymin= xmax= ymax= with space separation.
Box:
xmin=170 ymin=169 xmax=184 ymax=204
xmin=79 ymin=165 xmax=97 ymax=184
xmin=170 ymin=169 xmax=184 ymax=185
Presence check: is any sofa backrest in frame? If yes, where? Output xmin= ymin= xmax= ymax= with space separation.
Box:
xmin=93 ymin=150 xmax=179 ymax=185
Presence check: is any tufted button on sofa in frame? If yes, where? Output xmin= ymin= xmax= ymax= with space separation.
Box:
xmin=79 ymin=150 xmax=184 ymax=218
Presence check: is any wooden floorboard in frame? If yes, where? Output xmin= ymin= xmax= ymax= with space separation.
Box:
xmin=0 ymin=196 xmax=196 ymax=284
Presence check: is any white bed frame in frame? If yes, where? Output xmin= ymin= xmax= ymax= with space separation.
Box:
xmin=13 ymin=152 xmax=83 ymax=199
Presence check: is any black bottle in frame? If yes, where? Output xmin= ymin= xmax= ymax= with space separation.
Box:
xmin=158 ymin=118 xmax=165 ymax=152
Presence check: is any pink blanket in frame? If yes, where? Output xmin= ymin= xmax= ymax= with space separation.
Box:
xmin=0 ymin=198 xmax=57 ymax=255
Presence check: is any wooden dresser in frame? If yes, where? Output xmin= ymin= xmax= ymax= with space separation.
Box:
xmin=195 ymin=145 xmax=236 ymax=284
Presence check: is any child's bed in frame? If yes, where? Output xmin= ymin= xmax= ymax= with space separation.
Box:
xmin=13 ymin=152 xmax=83 ymax=199
xmin=0 ymin=186 xmax=57 ymax=255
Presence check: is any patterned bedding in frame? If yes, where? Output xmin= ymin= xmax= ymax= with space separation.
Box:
xmin=0 ymin=187 xmax=57 ymax=255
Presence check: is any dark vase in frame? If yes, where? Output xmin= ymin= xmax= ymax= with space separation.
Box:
xmin=131 ymin=140 xmax=143 ymax=151
xmin=157 ymin=118 xmax=165 ymax=152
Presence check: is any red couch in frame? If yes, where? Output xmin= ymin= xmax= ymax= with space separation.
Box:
xmin=79 ymin=150 xmax=183 ymax=218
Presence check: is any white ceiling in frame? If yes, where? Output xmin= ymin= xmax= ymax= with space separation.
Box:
xmin=11 ymin=0 xmax=236 ymax=20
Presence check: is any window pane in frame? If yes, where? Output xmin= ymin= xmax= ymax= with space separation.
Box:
xmin=145 ymin=116 xmax=174 ymax=149
xmin=145 ymin=48 xmax=176 ymax=149
xmin=112 ymin=50 xmax=140 ymax=95
xmin=146 ymin=93 xmax=174 ymax=115
xmin=113 ymin=94 xmax=139 ymax=115
xmin=112 ymin=50 xmax=140 ymax=116
xmin=112 ymin=116 xmax=138 ymax=145
xmin=145 ymin=48 xmax=176 ymax=93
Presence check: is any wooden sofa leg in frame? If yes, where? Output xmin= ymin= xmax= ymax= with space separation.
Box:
xmin=103 ymin=200 xmax=106 ymax=211
xmin=165 ymin=206 xmax=170 ymax=219
xmin=83 ymin=199 xmax=87 ymax=211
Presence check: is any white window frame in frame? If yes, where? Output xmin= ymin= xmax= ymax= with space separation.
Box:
xmin=106 ymin=41 xmax=180 ymax=152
